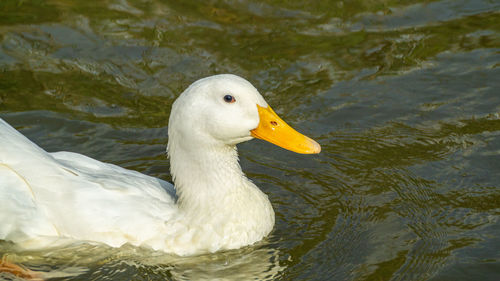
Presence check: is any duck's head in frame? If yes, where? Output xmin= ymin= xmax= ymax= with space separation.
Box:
xmin=168 ymin=74 xmax=320 ymax=154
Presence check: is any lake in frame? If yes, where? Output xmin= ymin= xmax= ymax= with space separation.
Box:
xmin=0 ymin=0 xmax=499 ymax=280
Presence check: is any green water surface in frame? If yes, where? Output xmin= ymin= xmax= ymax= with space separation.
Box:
xmin=1 ymin=0 xmax=499 ymax=280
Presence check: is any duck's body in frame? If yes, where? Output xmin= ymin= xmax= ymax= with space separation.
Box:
xmin=0 ymin=74 xmax=319 ymax=256
xmin=0 ymin=118 xmax=272 ymax=255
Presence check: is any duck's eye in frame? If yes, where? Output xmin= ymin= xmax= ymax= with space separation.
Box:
xmin=223 ymin=94 xmax=236 ymax=103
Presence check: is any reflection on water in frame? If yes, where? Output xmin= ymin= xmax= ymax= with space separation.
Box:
xmin=1 ymin=0 xmax=499 ymax=280
xmin=1 ymin=241 xmax=284 ymax=280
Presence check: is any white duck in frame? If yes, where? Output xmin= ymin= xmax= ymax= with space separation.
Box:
xmin=0 ymin=74 xmax=320 ymax=256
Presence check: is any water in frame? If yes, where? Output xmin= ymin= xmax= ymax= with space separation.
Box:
xmin=0 ymin=0 xmax=499 ymax=280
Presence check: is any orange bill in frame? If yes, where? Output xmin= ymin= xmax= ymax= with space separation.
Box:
xmin=250 ymin=105 xmax=321 ymax=154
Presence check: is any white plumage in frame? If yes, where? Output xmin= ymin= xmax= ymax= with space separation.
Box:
xmin=0 ymin=74 xmax=319 ymax=256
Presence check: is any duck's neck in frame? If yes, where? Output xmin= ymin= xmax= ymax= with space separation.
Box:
xmin=169 ymin=142 xmax=245 ymax=211
xmin=167 ymin=139 xmax=274 ymax=234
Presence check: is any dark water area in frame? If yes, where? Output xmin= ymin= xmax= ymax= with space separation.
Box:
xmin=0 ymin=0 xmax=499 ymax=280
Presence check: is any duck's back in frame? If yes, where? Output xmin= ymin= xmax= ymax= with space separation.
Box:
xmin=0 ymin=118 xmax=177 ymax=249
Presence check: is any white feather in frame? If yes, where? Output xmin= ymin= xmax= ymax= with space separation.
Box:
xmin=0 ymin=74 xmax=275 ymax=256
